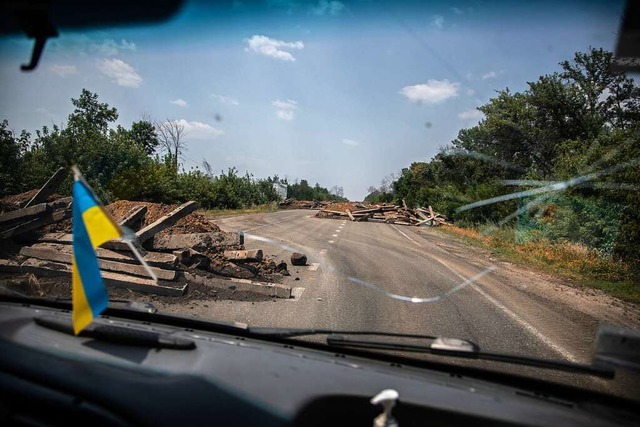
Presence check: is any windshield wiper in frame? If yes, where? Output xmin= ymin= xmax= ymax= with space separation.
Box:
xmin=35 ymin=315 xmax=195 ymax=350
xmin=326 ymin=335 xmax=615 ymax=379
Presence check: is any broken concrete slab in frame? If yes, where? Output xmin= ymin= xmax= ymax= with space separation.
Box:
xmin=184 ymin=272 xmax=292 ymax=298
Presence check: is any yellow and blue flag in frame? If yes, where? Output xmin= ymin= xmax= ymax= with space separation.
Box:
xmin=72 ymin=175 xmax=122 ymax=335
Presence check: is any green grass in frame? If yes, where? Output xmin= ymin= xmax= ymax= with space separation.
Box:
xmin=434 ymin=225 xmax=640 ymax=305
xmin=200 ymin=203 xmax=279 ymax=218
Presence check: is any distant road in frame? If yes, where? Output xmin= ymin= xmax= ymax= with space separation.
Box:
xmin=158 ymin=209 xmax=640 ymax=399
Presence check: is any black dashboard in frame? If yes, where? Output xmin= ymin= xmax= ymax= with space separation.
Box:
xmin=0 ymin=300 xmax=637 ymax=427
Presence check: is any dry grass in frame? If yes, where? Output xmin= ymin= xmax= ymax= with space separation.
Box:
xmin=437 ymin=225 xmax=639 ymax=304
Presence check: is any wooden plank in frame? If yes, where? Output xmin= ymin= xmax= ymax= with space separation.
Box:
xmin=428 ymin=205 xmax=436 ymax=218
xmin=19 ymin=246 xmax=177 ymax=280
xmin=223 ymin=249 xmax=264 ymax=262
xmin=24 ymin=167 xmax=68 ymax=208
xmin=402 ymin=199 xmax=408 ymax=210
xmin=346 ymin=209 xmax=355 ymax=221
xmin=30 ymin=239 xmax=178 ymax=268
xmin=20 ymin=258 xmax=185 ymax=296
xmin=119 ymin=205 xmax=147 ymax=228
xmin=31 ymin=242 xmax=178 ymax=270
xmin=351 ymin=208 xmax=378 ymax=214
xmin=135 ymin=201 xmax=198 ymax=243
xmin=321 ymin=210 xmax=348 ymax=216
xmin=0 ymin=259 xmax=22 ymax=273
xmin=0 ymin=203 xmax=50 ymax=225
xmin=0 ymin=209 xmax=70 ymax=239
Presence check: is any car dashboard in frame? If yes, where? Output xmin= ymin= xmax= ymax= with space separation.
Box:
xmin=0 ymin=299 xmax=637 ymax=427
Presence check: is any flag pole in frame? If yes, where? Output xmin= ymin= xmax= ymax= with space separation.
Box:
xmin=124 ymin=239 xmax=158 ymax=284
xmin=70 ymin=164 xmax=158 ymax=284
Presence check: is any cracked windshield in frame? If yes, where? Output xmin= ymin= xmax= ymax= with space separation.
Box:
xmin=1 ymin=0 xmax=639 ymax=400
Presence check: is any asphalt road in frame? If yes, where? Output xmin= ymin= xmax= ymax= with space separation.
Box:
xmin=159 ymin=209 xmax=640 ymax=398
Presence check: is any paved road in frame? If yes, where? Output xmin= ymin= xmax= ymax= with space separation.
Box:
xmin=160 ymin=209 xmax=640 ymax=398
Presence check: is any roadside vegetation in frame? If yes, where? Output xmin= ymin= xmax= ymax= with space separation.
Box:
xmin=0 ymin=90 xmax=343 ymax=210
xmin=366 ymin=48 xmax=640 ymax=293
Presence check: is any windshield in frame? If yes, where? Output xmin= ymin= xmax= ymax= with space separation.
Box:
xmin=1 ymin=0 xmax=639 ymax=401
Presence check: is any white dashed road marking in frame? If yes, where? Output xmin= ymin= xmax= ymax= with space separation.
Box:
xmin=332 ymin=234 xmax=338 ymax=237
xmin=320 ymin=249 xmax=327 ymax=255
xmin=308 ymin=262 xmax=320 ymax=271
xmin=328 ymin=240 xmax=335 ymax=244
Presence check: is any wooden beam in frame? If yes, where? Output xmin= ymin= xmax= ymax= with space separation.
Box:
xmin=20 ymin=258 xmax=186 ymax=296
xmin=0 ymin=203 xmax=50 ymax=224
xmin=32 ymin=238 xmax=177 ymax=268
xmin=25 ymin=167 xmax=67 ymax=208
xmin=321 ymin=210 xmax=348 ymax=216
xmin=19 ymin=245 xmax=177 ymax=280
xmin=118 ymin=205 xmax=147 ymax=228
xmin=346 ymin=209 xmax=355 ymax=221
xmin=223 ymin=249 xmax=264 ymax=262
xmin=135 ymin=201 xmax=198 ymax=243
xmin=0 ymin=209 xmax=70 ymax=239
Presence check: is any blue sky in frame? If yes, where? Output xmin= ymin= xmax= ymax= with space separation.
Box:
xmin=0 ymin=0 xmax=624 ymax=200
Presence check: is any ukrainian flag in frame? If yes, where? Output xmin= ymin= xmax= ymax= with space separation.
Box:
xmin=72 ymin=175 xmax=122 ymax=335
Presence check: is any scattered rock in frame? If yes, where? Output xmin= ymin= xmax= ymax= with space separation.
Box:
xmin=295 ymin=277 xmax=300 ymax=281
xmin=291 ymin=252 xmax=307 ymax=266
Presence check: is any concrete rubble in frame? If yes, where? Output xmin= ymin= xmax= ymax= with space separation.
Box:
xmin=0 ymin=169 xmax=295 ymax=299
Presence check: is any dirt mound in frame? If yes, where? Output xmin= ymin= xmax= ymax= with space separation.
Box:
xmin=0 ymin=190 xmax=63 ymax=214
xmin=40 ymin=200 xmax=221 ymax=235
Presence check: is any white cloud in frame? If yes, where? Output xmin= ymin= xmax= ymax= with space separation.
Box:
xmin=276 ymin=110 xmax=295 ymax=120
xmin=451 ymin=7 xmax=464 ymax=14
xmin=400 ymin=79 xmax=459 ymax=104
xmin=172 ymin=119 xmax=224 ymax=139
xmin=98 ymin=58 xmax=142 ymax=87
xmin=466 ymin=88 xmax=475 ymax=96
xmin=272 ymin=99 xmax=298 ymax=120
xmin=211 ymin=93 xmax=239 ymax=105
xmin=94 ymin=39 xmax=136 ymax=56
xmin=50 ymin=64 xmax=78 ymax=77
xmin=342 ymin=138 xmax=360 ymax=146
xmin=171 ymin=98 xmax=188 ymax=107
xmin=482 ymin=71 xmax=497 ymax=79
xmin=245 ymin=35 xmax=304 ymax=61
xmin=311 ymin=0 xmax=345 ymax=15
xmin=431 ymin=15 xmax=444 ymax=29
xmin=458 ymin=109 xmax=483 ymax=120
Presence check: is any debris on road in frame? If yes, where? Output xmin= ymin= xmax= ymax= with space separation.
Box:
xmin=0 ymin=169 xmax=293 ymax=300
xmin=291 ymin=252 xmax=308 ymax=266
xmin=316 ymin=200 xmax=449 ymax=227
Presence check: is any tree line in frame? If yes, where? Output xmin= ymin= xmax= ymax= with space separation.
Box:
xmin=0 ymin=89 xmax=342 ymax=209
xmin=366 ymin=48 xmax=640 ymax=269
